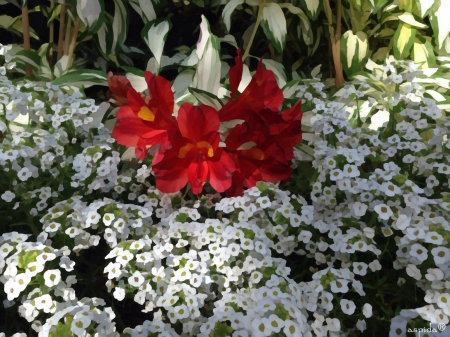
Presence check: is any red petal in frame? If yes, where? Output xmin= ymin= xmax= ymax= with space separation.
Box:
xmin=144 ymin=71 xmax=175 ymax=118
xmin=107 ymin=72 xmax=132 ymax=106
xmin=229 ymin=49 xmax=243 ymax=99
xmin=207 ymin=151 xmax=235 ymax=193
xmin=177 ymin=104 xmax=220 ymax=143
xmin=187 ymin=161 xmax=209 ymax=195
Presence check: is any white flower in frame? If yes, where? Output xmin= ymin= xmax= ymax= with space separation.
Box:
xmin=173 ymin=304 xmax=189 ymax=320
xmin=4 ymin=278 xmax=21 ymax=301
xmin=267 ymin=314 xmax=285 ymax=333
xmin=252 ymin=318 xmax=272 ymax=336
xmin=353 ymin=262 xmax=368 ymax=276
xmin=352 ymin=202 xmax=368 ymax=217
xmin=113 ymin=287 xmax=125 ymax=301
xmin=283 ymin=320 xmax=302 ymax=337
xmin=409 ymin=243 xmax=428 ymax=262
xmin=363 ymin=303 xmax=373 ymax=318
xmin=71 ymin=316 xmax=91 ymax=336
xmin=431 ymin=247 xmax=449 ymax=265
xmin=406 ymin=264 xmax=422 ymax=280
xmin=330 ymin=279 xmax=349 ymax=293
xmin=1 ymin=191 xmax=15 ymax=202
xmin=356 ymin=319 xmax=367 ymax=332
xmin=340 ymin=299 xmax=356 ymax=315
xmin=374 ymin=204 xmax=393 ymax=220
xmin=128 ymin=271 xmax=145 ymax=287
xmin=43 ymin=270 xmax=61 ymax=287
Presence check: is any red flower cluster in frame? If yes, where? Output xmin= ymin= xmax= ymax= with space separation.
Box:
xmin=107 ymin=52 xmax=302 ymax=196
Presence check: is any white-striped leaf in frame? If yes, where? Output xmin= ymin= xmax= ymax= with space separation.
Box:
xmin=95 ymin=20 xmax=112 ymax=57
xmin=12 ymin=50 xmax=40 ymax=71
xmin=111 ymin=0 xmax=128 ymax=54
xmin=393 ymin=22 xmax=416 ymax=59
xmin=222 ymin=0 xmax=244 ymax=32
xmin=192 ymin=15 xmax=221 ymax=96
xmin=261 ymin=2 xmax=286 ymax=53
xmin=298 ymin=0 xmax=321 ymax=20
xmin=416 ymin=0 xmax=439 ymax=18
xmin=430 ymin=0 xmax=450 ymax=49
xmin=141 ymin=19 xmax=171 ymax=74
xmin=340 ymin=30 xmax=369 ymax=77
xmin=188 ymin=87 xmax=223 ymax=110
xmin=279 ymin=3 xmax=311 ymax=45
xmin=173 ymin=69 xmax=195 ymax=100
xmin=398 ymin=12 xmax=428 ymax=28
xmin=51 ymin=69 xmax=107 ymax=87
xmin=138 ymin=0 xmax=157 ymax=21
xmin=76 ymin=0 xmax=104 ymax=34
xmin=412 ymin=36 xmax=436 ymax=68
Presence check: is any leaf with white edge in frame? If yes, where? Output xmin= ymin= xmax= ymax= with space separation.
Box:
xmin=173 ymin=69 xmax=195 ymax=99
xmin=261 ymin=3 xmax=286 ymax=53
xmin=111 ymin=0 xmax=128 ymax=54
xmin=416 ymin=0 xmax=439 ymax=17
xmin=88 ymin=102 xmax=110 ymax=127
xmin=412 ymin=36 xmax=436 ymax=68
xmin=220 ymin=34 xmax=238 ymax=48
xmin=430 ymin=0 xmax=450 ymax=49
xmin=142 ymin=19 xmax=172 ymax=74
xmin=51 ymin=70 xmax=107 ymax=87
xmin=121 ymin=147 xmax=136 ymax=161
xmin=146 ymin=57 xmax=158 ymax=73
xmin=138 ymin=0 xmax=157 ymax=21
xmin=192 ymin=16 xmax=221 ymax=95
xmin=262 ymin=59 xmax=286 ymax=88
xmin=76 ymin=0 xmax=104 ymax=34
xmin=341 ymin=30 xmax=369 ymax=77
xmin=282 ymin=80 xmax=301 ymax=99
xmin=311 ymin=64 xmax=321 ymax=77
xmin=188 ymin=87 xmax=223 ymax=110
xmin=393 ymin=22 xmax=416 ymax=59
xmin=223 ymin=0 xmax=244 ymax=32
xmin=298 ymin=0 xmax=321 ymax=20
xmin=126 ymin=73 xmax=147 ymax=93
xmin=279 ymin=3 xmax=311 ymax=44
xmin=53 ymin=55 xmax=68 ymax=78
xmin=95 ymin=21 xmax=111 ymax=56
xmin=12 ymin=50 xmax=40 ymax=71
xmin=398 ymin=12 xmax=428 ymax=28
xmin=425 ymin=89 xmax=446 ymax=102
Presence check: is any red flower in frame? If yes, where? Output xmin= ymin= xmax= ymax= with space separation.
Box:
xmin=111 ymin=71 xmax=180 ymax=160
xmin=152 ymin=104 xmax=235 ymax=195
xmin=107 ymin=72 xmax=132 ymax=106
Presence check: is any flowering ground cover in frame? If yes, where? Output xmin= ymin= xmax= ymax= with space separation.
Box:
xmin=2 ymin=0 xmax=450 ymax=336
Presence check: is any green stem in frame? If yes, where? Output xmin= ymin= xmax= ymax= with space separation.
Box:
xmin=242 ymin=0 xmax=265 ymax=62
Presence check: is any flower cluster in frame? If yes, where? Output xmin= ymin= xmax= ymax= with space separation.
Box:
xmin=108 ymin=51 xmax=302 ymax=196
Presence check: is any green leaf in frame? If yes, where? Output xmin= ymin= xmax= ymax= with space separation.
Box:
xmin=111 ymin=0 xmax=128 ymax=54
xmin=192 ymin=15 xmax=221 ymax=96
xmin=141 ymin=19 xmax=172 ymax=74
xmin=279 ymin=3 xmax=312 ymax=45
xmin=188 ymin=87 xmax=223 ymax=110
xmin=393 ymin=22 xmax=416 ymax=59
xmin=340 ymin=30 xmax=369 ymax=78
xmin=222 ymin=0 xmax=244 ymax=32
xmin=412 ymin=36 xmax=436 ymax=68
xmin=430 ymin=0 xmax=450 ymax=49
xmin=261 ymin=3 xmax=286 ymax=53
xmin=76 ymin=0 xmax=105 ymax=34
xmin=415 ymin=0 xmax=439 ymax=17
xmin=12 ymin=50 xmax=40 ymax=70
xmin=138 ymin=0 xmax=157 ymax=21
xmin=298 ymin=0 xmax=322 ymax=20
xmin=398 ymin=12 xmax=428 ymax=28
xmin=51 ymin=69 xmax=107 ymax=87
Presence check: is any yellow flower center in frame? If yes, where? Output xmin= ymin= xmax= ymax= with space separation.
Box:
xmin=137 ymin=106 xmax=155 ymax=121
xmin=178 ymin=141 xmax=214 ymax=158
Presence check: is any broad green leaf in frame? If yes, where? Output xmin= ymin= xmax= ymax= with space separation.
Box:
xmin=430 ymin=0 xmax=450 ymax=49
xmin=372 ymin=46 xmax=390 ymax=61
xmin=222 ymin=0 xmax=244 ymax=32
xmin=47 ymin=4 xmax=61 ymax=26
xmin=12 ymin=50 xmax=40 ymax=70
xmin=376 ymin=27 xmax=395 ymax=38
xmin=111 ymin=0 xmax=128 ymax=54
xmin=192 ymin=16 xmax=221 ymax=96
xmin=412 ymin=36 xmax=436 ymax=68
xmin=416 ymin=0 xmax=439 ymax=17
xmin=398 ymin=12 xmax=428 ymax=28
xmin=76 ymin=0 xmax=104 ymax=34
xmin=188 ymin=87 xmax=223 ymax=110
xmin=51 ymin=69 xmax=107 ymax=87
xmin=341 ymin=30 xmax=369 ymax=77
xmin=141 ymin=19 xmax=172 ymax=74
xmin=298 ymin=0 xmax=321 ymax=20
xmin=138 ymin=0 xmax=157 ymax=21
xmin=262 ymin=59 xmax=286 ymax=88
xmin=393 ymin=22 xmax=416 ymax=59
xmin=261 ymin=3 xmax=286 ymax=53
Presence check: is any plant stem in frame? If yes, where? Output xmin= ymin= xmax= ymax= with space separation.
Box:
xmin=63 ymin=15 xmax=71 ymax=56
xmin=242 ymin=0 xmax=265 ymax=62
xmin=67 ymin=17 xmax=81 ymax=68
xmin=57 ymin=4 xmax=66 ymax=60
xmin=332 ymin=0 xmax=344 ymax=88
xmin=21 ymin=4 xmax=32 ymax=76
xmin=49 ymin=0 xmax=55 ymax=66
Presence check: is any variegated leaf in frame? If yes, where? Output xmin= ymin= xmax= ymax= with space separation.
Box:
xmin=412 ymin=36 xmax=436 ymax=68
xmin=298 ymin=0 xmax=321 ymax=20
xmin=138 ymin=0 xmax=157 ymax=21
xmin=76 ymin=0 xmax=104 ymax=33
xmin=141 ymin=19 xmax=172 ymax=74
xmin=341 ymin=30 xmax=369 ymax=77
xmin=398 ymin=12 xmax=428 ymax=28
xmin=111 ymin=0 xmax=128 ymax=54
xmin=222 ymin=0 xmax=244 ymax=32
xmin=261 ymin=2 xmax=286 ymax=53
xmin=416 ymin=0 xmax=439 ymax=17
xmin=430 ymin=0 xmax=450 ymax=49
xmin=393 ymin=22 xmax=416 ymax=59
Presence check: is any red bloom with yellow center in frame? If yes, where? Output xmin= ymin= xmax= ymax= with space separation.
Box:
xmin=152 ymin=103 xmax=235 ymax=195
xmin=110 ymin=71 xmax=180 ymax=160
